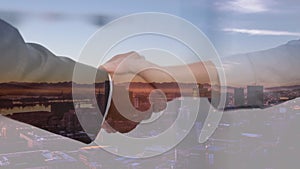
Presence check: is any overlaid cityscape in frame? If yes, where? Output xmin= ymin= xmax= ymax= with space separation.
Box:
xmin=1 ymin=1 xmax=300 ymax=168
xmin=1 ymin=80 xmax=300 ymax=168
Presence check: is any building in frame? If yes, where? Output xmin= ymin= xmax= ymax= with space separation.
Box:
xmin=234 ymin=88 xmax=245 ymax=107
xmin=247 ymin=86 xmax=264 ymax=107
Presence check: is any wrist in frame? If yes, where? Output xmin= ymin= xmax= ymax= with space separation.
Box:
xmin=130 ymin=59 xmax=160 ymax=74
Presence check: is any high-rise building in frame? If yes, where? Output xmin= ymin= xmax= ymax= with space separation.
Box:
xmin=247 ymin=86 xmax=264 ymax=107
xmin=234 ymin=88 xmax=245 ymax=107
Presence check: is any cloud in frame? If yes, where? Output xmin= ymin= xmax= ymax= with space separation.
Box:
xmin=223 ymin=28 xmax=300 ymax=37
xmin=0 ymin=10 xmax=111 ymax=26
xmin=216 ymin=0 xmax=272 ymax=13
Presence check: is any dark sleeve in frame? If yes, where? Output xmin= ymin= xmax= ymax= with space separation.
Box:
xmin=0 ymin=19 xmax=110 ymax=144
xmin=0 ymin=19 xmax=77 ymax=82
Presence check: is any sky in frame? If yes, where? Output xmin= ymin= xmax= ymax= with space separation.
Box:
xmin=0 ymin=0 xmax=300 ymax=61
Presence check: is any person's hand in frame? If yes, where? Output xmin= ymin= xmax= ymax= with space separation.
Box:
xmin=101 ymin=51 xmax=178 ymax=86
xmin=101 ymin=74 xmax=167 ymax=133
xmin=101 ymin=51 xmax=147 ymax=75
xmin=100 ymin=52 xmax=168 ymax=133
xmin=100 ymin=51 xmax=188 ymax=134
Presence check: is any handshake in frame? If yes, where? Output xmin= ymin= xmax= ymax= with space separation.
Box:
xmin=100 ymin=51 xmax=220 ymax=134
